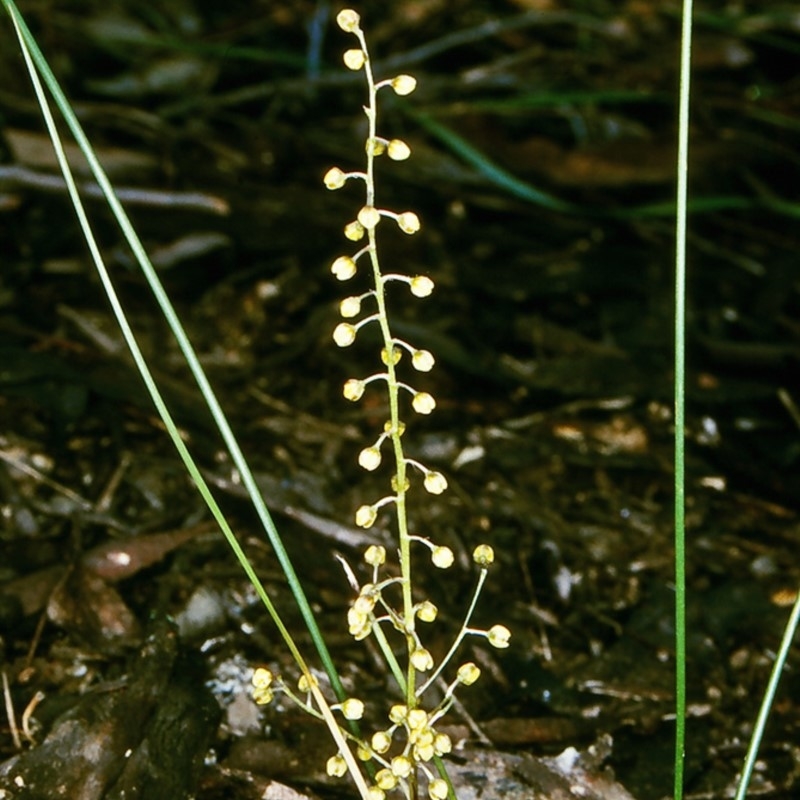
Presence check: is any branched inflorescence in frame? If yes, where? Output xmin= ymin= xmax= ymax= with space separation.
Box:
xmin=252 ymin=10 xmax=510 ymax=800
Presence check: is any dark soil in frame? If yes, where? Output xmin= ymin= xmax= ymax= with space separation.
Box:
xmin=1 ymin=2 xmax=799 ymax=799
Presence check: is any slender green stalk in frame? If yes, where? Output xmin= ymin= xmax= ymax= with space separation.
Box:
xmin=673 ymin=2 xmax=693 ymax=798
xmin=355 ymin=23 xmax=418 ymax=713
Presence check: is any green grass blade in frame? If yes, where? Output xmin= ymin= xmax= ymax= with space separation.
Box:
xmin=673 ymin=2 xmax=693 ymax=798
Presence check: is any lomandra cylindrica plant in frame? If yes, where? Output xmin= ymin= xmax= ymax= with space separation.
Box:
xmin=253 ymin=9 xmax=509 ymax=800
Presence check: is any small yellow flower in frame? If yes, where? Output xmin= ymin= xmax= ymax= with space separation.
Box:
xmin=434 ymin=732 xmax=452 ymax=755
xmin=323 ymin=166 xmax=346 ymax=189
xmin=343 ymin=48 xmax=366 ymax=70
xmin=333 ymin=322 xmax=357 ymax=347
xmin=424 ymin=471 xmax=447 ymax=494
xmin=251 ymin=667 xmax=273 ymax=689
xmin=412 ymin=349 xmax=435 ymax=371
xmin=253 ymin=685 xmax=273 ymax=705
xmin=375 ymin=769 xmax=397 ymax=791
xmin=473 ymin=544 xmax=495 ymax=566
xmin=341 ymin=698 xmax=365 ymax=720
xmin=488 ymin=624 xmax=511 ymax=649
xmin=412 ymin=392 xmax=436 ymax=414
xmin=331 ymin=255 xmax=357 ymax=280
xmin=391 ymin=74 xmax=417 ymax=95
xmin=387 ymin=139 xmax=411 ymax=160
xmin=457 ymin=661 xmax=481 ymax=686
xmin=355 ymin=504 xmax=378 ymax=528
xmin=429 ymin=778 xmax=449 ymax=800
xmin=343 ymin=378 xmax=365 ymax=401
xmin=348 ymin=607 xmax=372 ymax=640
xmin=381 ymin=345 xmax=401 ymax=365
xmin=297 ymin=673 xmax=319 ymax=693
xmin=358 ymin=446 xmax=382 ymax=471
xmin=410 ymin=647 xmax=434 ymax=672
xmin=327 ymin=754 xmax=348 ymax=777
xmin=336 ymin=9 xmax=360 ymax=32
xmin=366 ymin=137 xmax=386 ymax=156
xmin=358 ymin=205 xmax=381 ymax=229
xmin=371 ymin=730 xmax=392 ymax=754
xmin=357 ymin=744 xmax=372 ymax=761
xmin=367 ymin=788 xmax=385 ymax=800
xmin=391 ymin=755 xmax=412 ymax=778
xmin=396 ymin=211 xmax=420 ymax=234
xmin=345 ymin=220 xmax=365 ymax=241
xmin=416 ymin=599 xmax=438 ymax=622
xmin=339 ymin=296 xmax=361 ymax=317
xmin=364 ymin=544 xmax=386 ymax=566
xmin=431 ymin=545 xmax=454 ymax=569
xmin=410 ymin=275 xmax=434 ymax=297
xmin=388 ymin=704 xmax=407 ymax=724
xmin=407 ymin=708 xmax=428 ymax=731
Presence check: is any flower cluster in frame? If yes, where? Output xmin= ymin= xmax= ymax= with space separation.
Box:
xmin=253 ymin=10 xmax=510 ymax=800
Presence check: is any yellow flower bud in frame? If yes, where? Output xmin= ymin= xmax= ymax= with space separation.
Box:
xmin=344 ymin=220 xmax=365 ymax=241
xmin=343 ymin=48 xmax=366 ymax=70
xmin=375 ymin=769 xmax=397 ymax=791
xmin=323 ymin=166 xmax=346 ymax=189
xmin=251 ymin=667 xmax=273 ymax=689
xmin=410 ymin=647 xmax=434 ymax=672
xmin=410 ymin=275 xmax=434 ymax=297
xmin=339 ymin=296 xmax=361 ymax=317
xmin=396 ymin=211 xmax=420 ymax=234
xmin=412 ymin=349 xmax=435 ymax=371
xmin=473 ymin=544 xmax=495 ymax=566
xmin=358 ymin=205 xmax=381 ymax=229
xmin=488 ymin=624 xmax=511 ymax=649
xmin=336 ymin=9 xmax=360 ymax=32
xmin=366 ymin=137 xmax=386 ymax=156
xmin=391 ymin=74 xmax=417 ymax=95
xmin=391 ymin=755 xmax=412 ymax=778
xmin=424 ymin=471 xmax=447 ymax=495
xmin=367 ymin=788 xmax=385 ymax=800
xmin=297 ymin=673 xmax=318 ymax=693
xmin=331 ymin=255 xmax=357 ymax=280
xmin=415 ymin=741 xmax=435 ymax=762
xmin=357 ymin=744 xmax=372 ymax=761
xmin=358 ymin=446 xmax=382 ymax=471
xmin=371 ymin=730 xmax=392 ymax=754
xmin=387 ymin=139 xmax=411 ymax=160
xmin=429 ymin=778 xmax=449 ymax=800
xmin=327 ymin=754 xmax=347 ymax=777
xmin=341 ymin=697 xmax=365 ymax=720
xmin=333 ymin=322 xmax=357 ymax=347
xmin=253 ymin=685 xmax=273 ymax=705
xmin=416 ymin=600 xmax=438 ymax=622
xmin=407 ymin=708 xmax=428 ymax=730
xmin=457 ymin=661 xmax=481 ymax=685
xmin=381 ymin=346 xmax=401 ymax=365
xmin=343 ymin=378 xmax=365 ymax=401
xmin=364 ymin=544 xmax=386 ymax=566
xmin=412 ymin=391 xmax=436 ymax=414
xmin=434 ymin=732 xmax=452 ymax=755
xmin=355 ymin=504 xmax=378 ymax=528
xmin=431 ymin=545 xmax=454 ymax=569
xmin=348 ymin=607 xmax=372 ymax=640
xmin=388 ymin=704 xmax=407 ymax=724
